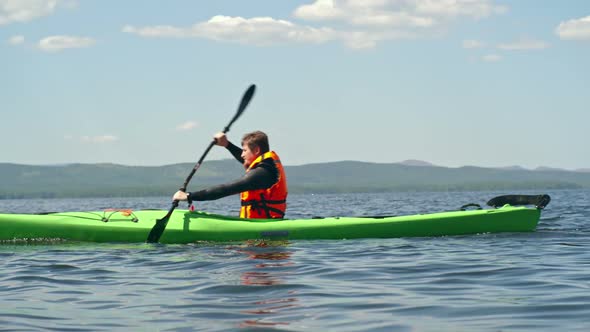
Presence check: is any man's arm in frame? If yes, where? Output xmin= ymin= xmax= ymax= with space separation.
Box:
xmin=226 ymin=142 xmax=244 ymax=164
xmin=214 ymin=132 xmax=243 ymax=164
xmin=188 ymin=160 xmax=277 ymax=201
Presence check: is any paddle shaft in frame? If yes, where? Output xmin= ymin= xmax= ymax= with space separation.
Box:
xmin=146 ymin=84 xmax=256 ymax=243
xmin=181 ymin=140 xmax=217 ymax=192
xmin=148 ymin=142 xmax=215 ymax=236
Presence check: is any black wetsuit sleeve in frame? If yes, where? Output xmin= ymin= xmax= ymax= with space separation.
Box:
xmin=188 ymin=159 xmax=278 ymax=201
xmin=226 ymin=142 xmax=244 ymax=164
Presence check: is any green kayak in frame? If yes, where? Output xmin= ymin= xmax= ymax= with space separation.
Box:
xmin=0 ymin=194 xmax=550 ymax=244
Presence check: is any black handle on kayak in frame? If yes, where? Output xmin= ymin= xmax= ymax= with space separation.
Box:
xmin=487 ymin=194 xmax=551 ymax=209
xmin=146 ymin=84 xmax=256 ymax=243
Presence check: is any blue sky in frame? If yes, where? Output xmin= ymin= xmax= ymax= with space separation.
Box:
xmin=2 ymin=0 xmax=589 ymax=170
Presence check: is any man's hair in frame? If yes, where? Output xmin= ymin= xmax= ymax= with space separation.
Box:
xmin=242 ymin=131 xmax=269 ymax=153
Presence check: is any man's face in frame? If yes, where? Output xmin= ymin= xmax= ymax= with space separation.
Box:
xmin=241 ymin=143 xmax=260 ymax=169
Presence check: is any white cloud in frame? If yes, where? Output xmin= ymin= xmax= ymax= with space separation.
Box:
xmin=349 ymin=12 xmax=435 ymax=28
xmin=342 ymin=31 xmax=379 ymax=49
xmin=124 ymin=16 xmax=337 ymax=46
xmin=122 ymin=25 xmax=185 ymax=38
xmin=462 ymin=39 xmax=485 ymax=49
xmin=294 ymin=1 xmax=436 ymax=27
xmin=556 ymin=15 xmax=590 ymax=40
xmin=124 ymin=0 xmax=506 ymax=49
xmin=8 ymin=35 xmax=25 ymax=45
xmin=293 ymin=0 xmax=344 ymax=21
xmin=413 ymin=0 xmax=507 ymax=19
xmin=195 ymin=16 xmax=335 ymax=45
xmin=482 ymin=54 xmax=502 ymax=62
xmin=81 ymin=135 xmax=118 ymax=143
xmin=38 ymin=35 xmax=95 ymax=52
xmin=293 ymin=0 xmax=508 ymax=48
xmin=294 ymin=0 xmax=506 ymax=25
xmin=176 ymin=121 xmax=199 ymax=131
xmin=124 ymin=16 xmax=408 ymax=49
xmin=0 ymin=0 xmax=75 ymax=25
xmin=497 ymin=38 xmax=549 ymax=50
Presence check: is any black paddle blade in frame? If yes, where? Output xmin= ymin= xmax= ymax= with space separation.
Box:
xmin=487 ymin=194 xmax=551 ymax=209
xmin=146 ymin=201 xmax=178 ymax=243
xmin=225 ymin=84 xmax=255 ymax=133
xmin=146 ymin=218 xmax=169 ymax=243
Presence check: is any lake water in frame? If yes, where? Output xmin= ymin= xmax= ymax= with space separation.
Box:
xmin=1 ymin=190 xmax=589 ymax=331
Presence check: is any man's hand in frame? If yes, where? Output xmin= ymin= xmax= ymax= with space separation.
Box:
xmin=173 ymin=190 xmax=188 ymax=201
xmin=214 ymin=132 xmax=229 ymax=147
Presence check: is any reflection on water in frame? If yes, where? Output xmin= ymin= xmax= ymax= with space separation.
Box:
xmin=231 ymin=241 xmax=299 ymax=328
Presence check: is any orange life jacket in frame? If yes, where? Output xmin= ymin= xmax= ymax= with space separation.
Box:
xmin=240 ymin=151 xmax=287 ymax=219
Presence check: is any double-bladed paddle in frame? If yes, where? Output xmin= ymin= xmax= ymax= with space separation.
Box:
xmin=147 ymin=84 xmax=256 ymax=243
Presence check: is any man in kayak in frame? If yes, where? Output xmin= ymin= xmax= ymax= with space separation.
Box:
xmin=172 ymin=131 xmax=288 ymax=219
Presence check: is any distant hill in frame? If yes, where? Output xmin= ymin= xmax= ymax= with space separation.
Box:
xmin=1 ymin=160 xmax=590 ymax=199
xmin=535 ymin=166 xmax=565 ymax=172
xmin=497 ymin=165 xmax=528 ymax=171
xmin=0 ymin=161 xmax=243 ymax=199
xmin=397 ymin=159 xmax=436 ymax=167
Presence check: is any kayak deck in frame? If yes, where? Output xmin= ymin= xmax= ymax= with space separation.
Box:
xmin=0 ymin=205 xmax=542 ymax=244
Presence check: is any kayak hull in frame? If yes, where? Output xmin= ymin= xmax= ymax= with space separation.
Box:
xmin=0 ymin=205 xmax=541 ymax=244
